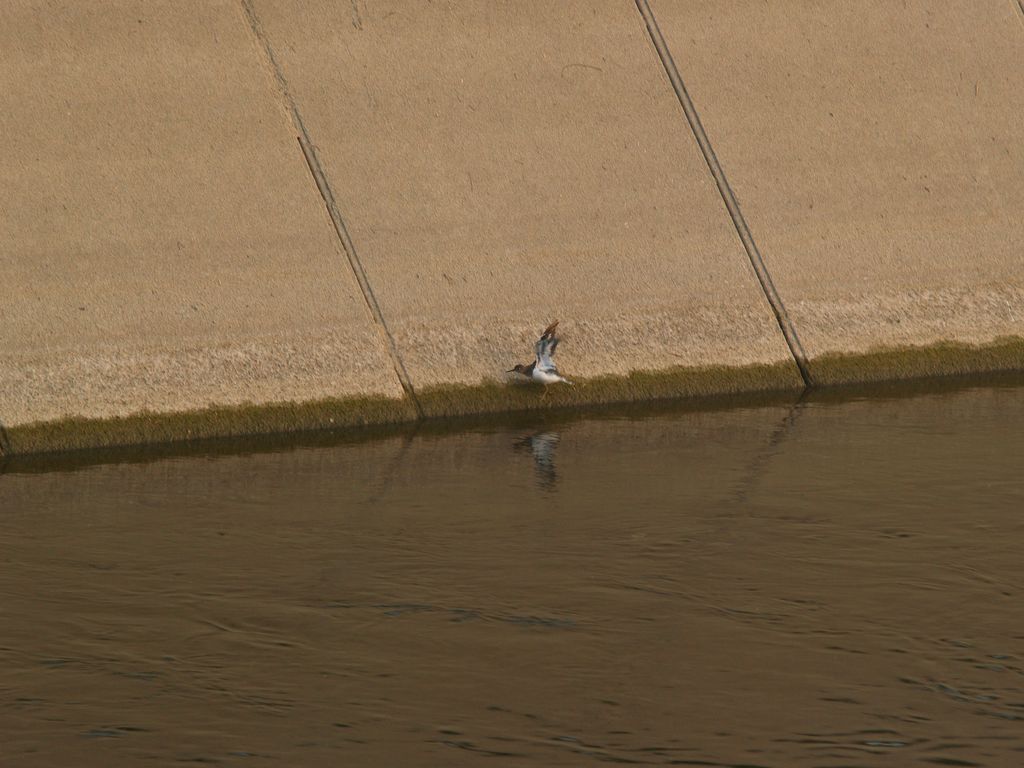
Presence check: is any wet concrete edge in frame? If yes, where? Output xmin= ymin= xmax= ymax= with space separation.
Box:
xmin=4 ymin=336 xmax=1024 ymax=458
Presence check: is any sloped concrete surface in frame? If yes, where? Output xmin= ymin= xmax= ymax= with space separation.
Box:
xmin=0 ymin=0 xmax=404 ymax=430
xmin=248 ymin=0 xmax=795 ymax=391
xmin=2 ymin=1 xmax=1023 ymax=452
xmin=649 ymin=0 xmax=1024 ymax=376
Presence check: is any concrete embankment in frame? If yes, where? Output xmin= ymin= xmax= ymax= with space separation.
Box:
xmin=2 ymin=0 xmax=1022 ymax=455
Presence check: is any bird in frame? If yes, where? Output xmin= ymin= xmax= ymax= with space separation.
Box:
xmin=507 ymin=321 xmax=572 ymax=385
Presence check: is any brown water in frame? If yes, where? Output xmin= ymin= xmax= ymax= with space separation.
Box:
xmin=2 ymin=380 xmax=1024 ymax=767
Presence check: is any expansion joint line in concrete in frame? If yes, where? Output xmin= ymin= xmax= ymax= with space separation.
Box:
xmin=633 ymin=0 xmax=814 ymax=388
xmin=293 ymin=136 xmax=423 ymax=416
xmin=238 ymin=0 xmax=424 ymax=418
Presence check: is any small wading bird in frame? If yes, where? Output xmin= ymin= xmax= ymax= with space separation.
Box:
xmin=507 ymin=321 xmax=573 ymax=385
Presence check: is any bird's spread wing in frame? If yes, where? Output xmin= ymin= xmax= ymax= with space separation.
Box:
xmin=534 ymin=320 xmax=560 ymax=372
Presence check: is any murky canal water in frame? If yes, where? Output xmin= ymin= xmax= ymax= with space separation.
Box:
xmin=2 ymin=379 xmax=1024 ymax=767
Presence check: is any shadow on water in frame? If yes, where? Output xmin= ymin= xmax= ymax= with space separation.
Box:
xmin=5 ymin=369 xmax=1024 ymax=478
xmin=729 ymin=387 xmax=811 ymax=505
xmin=0 ymin=387 xmax=798 ymax=476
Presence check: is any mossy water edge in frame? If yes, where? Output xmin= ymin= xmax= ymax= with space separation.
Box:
xmin=415 ymin=360 xmax=802 ymax=417
xmin=809 ymin=336 xmax=1024 ymax=385
xmin=3 ymin=360 xmax=802 ymax=456
xmin=4 ymin=395 xmax=418 ymax=456
xmin=4 ymin=336 xmax=1024 ymax=457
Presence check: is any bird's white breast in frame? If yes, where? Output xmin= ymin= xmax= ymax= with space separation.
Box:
xmin=532 ymin=369 xmax=566 ymax=385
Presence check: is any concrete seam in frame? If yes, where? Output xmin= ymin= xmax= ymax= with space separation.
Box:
xmin=238 ymin=0 xmax=424 ymax=417
xmin=294 ymin=136 xmax=424 ymax=416
xmin=633 ymin=0 xmax=814 ymax=388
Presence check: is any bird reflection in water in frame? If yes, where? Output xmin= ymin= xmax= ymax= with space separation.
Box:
xmin=514 ymin=431 xmax=561 ymax=491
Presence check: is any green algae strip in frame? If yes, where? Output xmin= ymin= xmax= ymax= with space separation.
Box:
xmin=5 ymin=395 xmax=419 ymax=456
xmin=809 ymin=336 xmax=1024 ymax=386
xmin=3 ymin=360 xmax=801 ymax=456
xmin=416 ymin=360 xmax=802 ymax=418
xmin=4 ymin=336 xmax=1023 ymax=456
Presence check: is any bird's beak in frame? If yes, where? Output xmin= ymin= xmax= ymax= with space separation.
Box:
xmin=506 ymin=368 xmax=515 ymax=373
